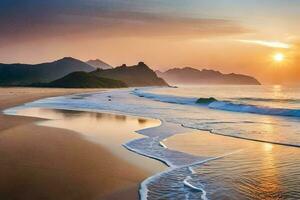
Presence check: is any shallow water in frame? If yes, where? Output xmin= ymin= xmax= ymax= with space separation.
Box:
xmin=15 ymin=108 xmax=165 ymax=174
xmin=164 ymin=131 xmax=300 ymax=199
xmin=135 ymin=86 xmax=300 ymax=146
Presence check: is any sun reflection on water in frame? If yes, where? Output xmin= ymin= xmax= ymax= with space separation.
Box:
xmin=264 ymin=143 xmax=274 ymax=152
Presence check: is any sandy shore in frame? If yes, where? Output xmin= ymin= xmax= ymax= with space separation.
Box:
xmin=0 ymin=87 xmax=164 ymax=200
xmin=0 ymin=87 xmax=104 ymax=132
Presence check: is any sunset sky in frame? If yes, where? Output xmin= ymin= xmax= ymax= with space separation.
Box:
xmin=1 ymin=0 xmax=299 ymax=84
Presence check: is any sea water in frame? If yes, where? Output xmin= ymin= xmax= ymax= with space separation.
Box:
xmin=4 ymin=85 xmax=300 ymax=199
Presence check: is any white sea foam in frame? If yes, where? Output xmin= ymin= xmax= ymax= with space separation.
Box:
xmin=183 ymin=176 xmax=208 ymax=200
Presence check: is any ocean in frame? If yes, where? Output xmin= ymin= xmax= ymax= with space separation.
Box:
xmin=5 ymin=85 xmax=300 ymax=199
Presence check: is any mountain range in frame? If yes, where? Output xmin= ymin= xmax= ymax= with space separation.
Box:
xmin=0 ymin=57 xmax=261 ymax=88
xmin=0 ymin=57 xmax=94 ymax=86
xmin=33 ymin=61 xmax=169 ymax=88
xmin=156 ymin=67 xmax=260 ymax=85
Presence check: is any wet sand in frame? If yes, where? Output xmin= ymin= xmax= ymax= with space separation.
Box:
xmin=0 ymin=88 xmax=165 ymax=200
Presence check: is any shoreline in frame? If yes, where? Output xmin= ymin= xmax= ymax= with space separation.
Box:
xmin=0 ymin=88 xmax=107 ymax=133
xmin=0 ymin=87 xmax=165 ymax=200
xmin=2 ymin=87 xmax=300 ymax=199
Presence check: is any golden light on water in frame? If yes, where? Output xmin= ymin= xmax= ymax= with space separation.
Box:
xmin=264 ymin=143 xmax=274 ymax=152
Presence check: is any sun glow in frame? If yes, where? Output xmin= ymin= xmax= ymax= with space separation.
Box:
xmin=273 ymin=53 xmax=285 ymax=62
xmin=264 ymin=143 xmax=274 ymax=152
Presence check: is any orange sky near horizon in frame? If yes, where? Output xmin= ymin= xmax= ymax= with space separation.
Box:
xmin=0 ymin=1 xmax=299 ymax=85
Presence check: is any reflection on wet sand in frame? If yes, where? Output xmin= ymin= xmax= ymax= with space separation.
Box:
xmin=0 ymin=108 xmax=165 ymax=200
xmin=17 ymin=108 xmax=164 ymax=173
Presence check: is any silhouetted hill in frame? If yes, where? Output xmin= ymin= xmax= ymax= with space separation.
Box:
xmin=156 ymin=67 xmax=261 ymax=85
xmin=33 ymin=72 xmax=127 ymax=88
xmin=92 ymin=62 xmax=168 ymax=87
xmin=0 ymin=57 xmax=95 ymax=86
xmin=86 ymin=59 xmax=113 ymax=69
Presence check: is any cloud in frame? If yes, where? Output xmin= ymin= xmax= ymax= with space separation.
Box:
xmin=237 ymin=39 xmax=291 ymax=49
xmin=0 ymin=0 xmax=249 ymax=46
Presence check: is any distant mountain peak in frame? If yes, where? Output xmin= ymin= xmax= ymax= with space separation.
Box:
xmin=57 ymin=57 xmax=77 ymax=62
xmin=137 ymin=61 xmax=147 ymax=67
xmin=117 ymin=62 xmax=149 ymax=68
xmin=53 ymin=57 xmax=86 ymax=65
xmin=92 ymin=62 xmax=168 ymax=87
xmin=165 ymin=67 xmax=199 ymax=74
xmin=61 ymin=56 xmax=74 ymax=60
xmin=157 ymin=67 xmax=260 ymax=85
xmin=86 ymin=59 xmax=112 ymax=69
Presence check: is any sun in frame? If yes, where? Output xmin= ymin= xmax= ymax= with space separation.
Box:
xmin=273 ymin=53 xmax=284 ymax=62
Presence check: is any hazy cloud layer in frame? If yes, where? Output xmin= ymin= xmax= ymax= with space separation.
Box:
xmin=237 ymin=40 xmax=291 ymax=49
xmin=0 ymin=0 xmax=249 ymax=46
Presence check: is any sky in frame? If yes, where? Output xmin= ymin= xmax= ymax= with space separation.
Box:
xmin=1 ymin=0 xmax=300 ymax=84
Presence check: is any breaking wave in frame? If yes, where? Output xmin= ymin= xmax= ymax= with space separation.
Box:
xmin=133 ymin=89 xmax=300 ymax=118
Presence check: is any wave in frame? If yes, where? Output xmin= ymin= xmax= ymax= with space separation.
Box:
xmin=234 ymin=97 xmax=300 ymax=103
xmin=183 ymin=176 xmax=208 ymax=200
xmin=133 ymin=89 xmax=300 ymax=118
xmin=208 ymin=101 xmax=300 ymax=117
xmin=133 ymin=88 xmax=198 ymax=105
